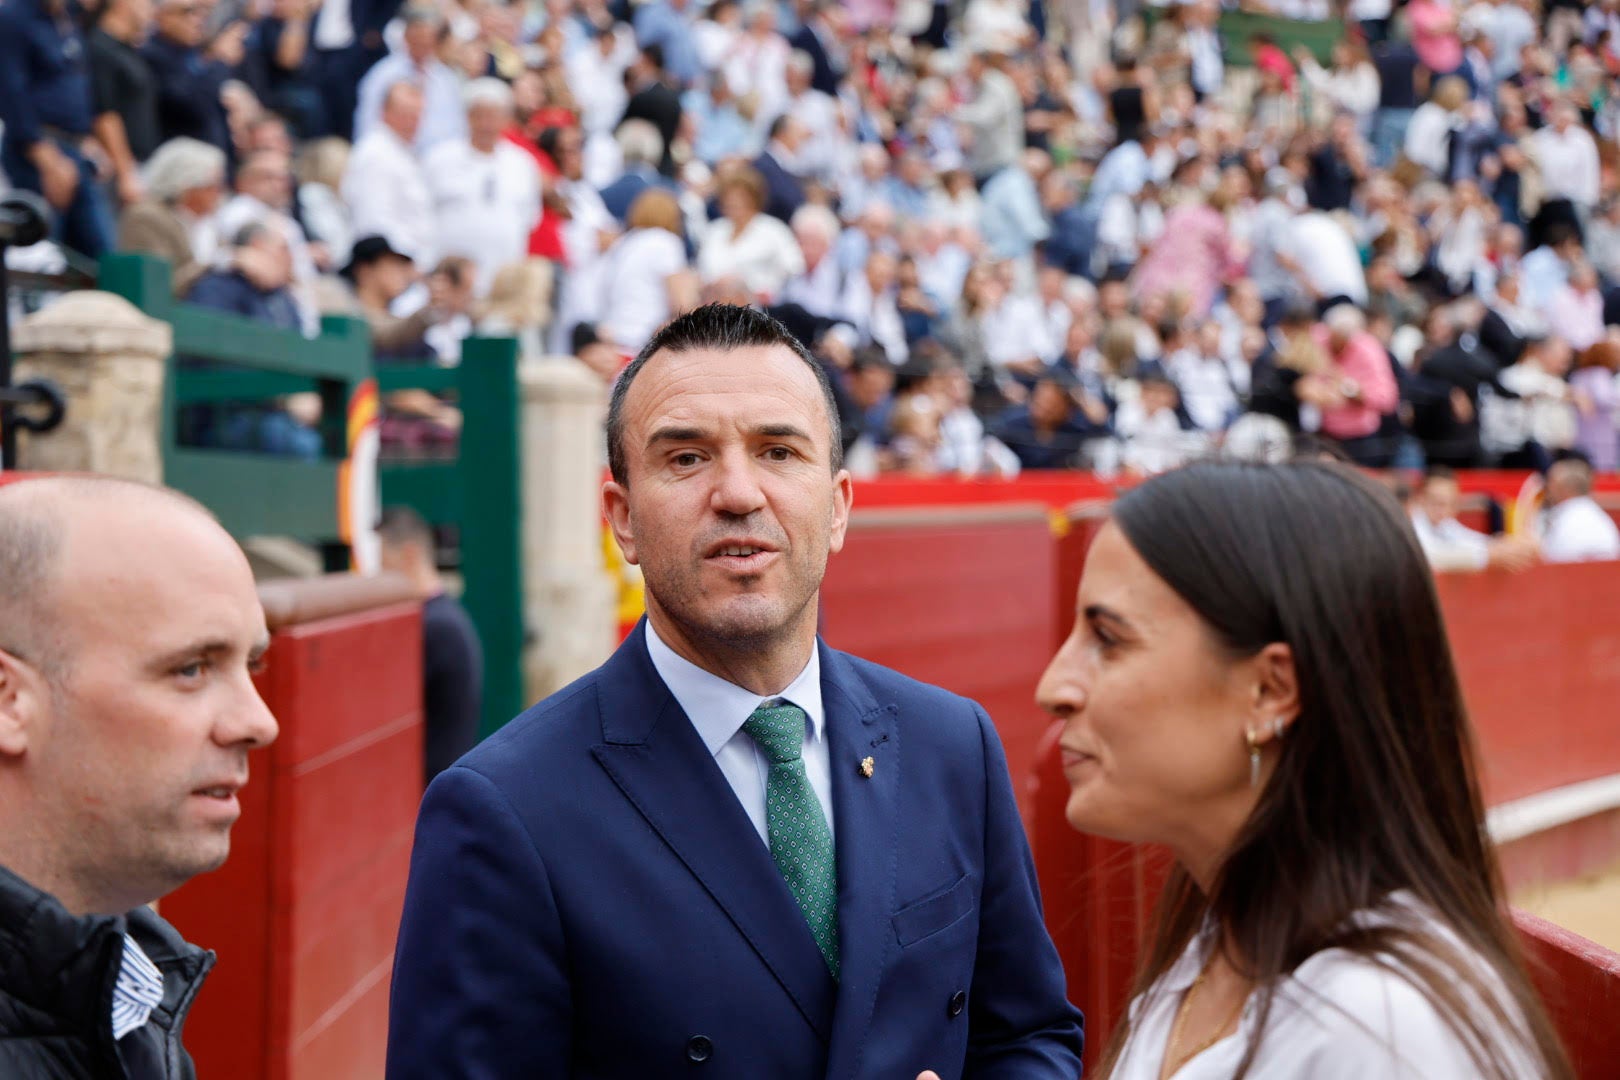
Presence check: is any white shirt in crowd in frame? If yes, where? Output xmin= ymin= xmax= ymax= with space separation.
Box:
xmin=353 ymin=54 xmax=468 ymax=154
xmin=1410 ymin=510 xmax=1491 ymax=572
xmin=598 ymin=227 xmax=688 ymax=353
xmin=1403 ymin=103 xmax=1456 ymax=176
xmin=1110 ymin=894 xmax=1541 ymax=1080
xmin=697 ymin=213 xmax=805 ymax=301
xmin=343 ymin=124 xmax=435 ymax=267
xmin=566 ymin=30 xmax=636 ymax=136
xmin=781 ymin=254 xmax=844 ymax=319
xmin=1168 ymin=349 xmax=1245 ymax=432
xmin=1480 ymin=361 xmax=1576 ymax=456
xmin=1540 ymin=495 xmax=1620 ymax=563
xmin=1533 ymin=124 xmax=1601 ymax=209
xmin=644 ymin=620 xmax=833 ymax=845
xmin=422 ymin=139 xmax=542 ymax=295
xmin=1281 ymin=212 xmax=1368 ymax=304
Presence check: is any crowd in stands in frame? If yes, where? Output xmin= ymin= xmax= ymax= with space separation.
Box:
xmin=6 ymin=0 xmax=1620 ymax=478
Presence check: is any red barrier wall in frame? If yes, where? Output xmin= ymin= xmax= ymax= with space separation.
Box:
xmin=1438 ymin=563 xmax=1620 ymax=806
xmin=162 ymin=600 xmax=422 ymax=1080
xmin=821 ymin=505 xmax=1057 ymax=825
xmin=1516 ymin=910 xmax=1620 ymax=1078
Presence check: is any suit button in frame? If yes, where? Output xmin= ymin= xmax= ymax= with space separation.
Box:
xmin=686 ymin=1035 xmax=713 ymax=1063
xmin=948 ymin=991 xmax=967 ymax=1018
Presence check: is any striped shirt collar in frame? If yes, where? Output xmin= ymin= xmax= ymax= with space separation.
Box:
xmin=111 ymin=932 xmax=164 ymax=1040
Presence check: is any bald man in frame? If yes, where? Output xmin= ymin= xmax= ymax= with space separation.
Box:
xmin=0 ymin=476 xmax=278 ymax=1077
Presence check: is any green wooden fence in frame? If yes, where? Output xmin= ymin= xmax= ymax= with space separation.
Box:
xmin=376 ymin=341 xmax=525 ymax=739
xmin=100 ymin=253 xmax=366 ymax=549
xmin=101 ymin=253 xmax=526 ymax=737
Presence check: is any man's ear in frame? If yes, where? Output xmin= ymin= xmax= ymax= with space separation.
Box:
xmin=826 ymin=468 xmax=854 ymax=555
xmin=0 ymin=648 xmax=46 ymax=758
xmin=603 ymin=480 xmax=640 ymax=566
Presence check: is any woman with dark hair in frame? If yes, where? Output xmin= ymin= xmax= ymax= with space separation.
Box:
xmin=1038 ymin=461 xmax=1572 ymax=1080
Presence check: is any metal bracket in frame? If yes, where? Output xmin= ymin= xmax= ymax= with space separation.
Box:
xmin=0 ymin=379 xmax=66 ymax=435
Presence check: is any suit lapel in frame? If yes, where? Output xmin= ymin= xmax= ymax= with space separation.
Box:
xmin=819 ymin=644 xmax=901 ymax=1078
xmin=590 ymin=623 xmax=838 ymax=1042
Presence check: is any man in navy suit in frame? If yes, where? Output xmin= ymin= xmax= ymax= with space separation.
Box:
xmin=754 ymin=115 xmax=810 ymax=223
xmin=387 ymin=304 xmax=1084 ymax=1079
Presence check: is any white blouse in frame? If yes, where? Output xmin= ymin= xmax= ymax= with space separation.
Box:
xmin=1111 ymin=895 xmax=1543 ymax=1080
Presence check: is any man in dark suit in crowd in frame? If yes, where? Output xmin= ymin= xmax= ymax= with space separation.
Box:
xmin=388 ymin=304 xmax=1084 ymax=1078
xmin=620 ymin=43 xmax=683 ymax=177
xmin=753 ymin=114 xmax=809 ymax=223
xmin=789 ymin=0 xmax=844 ymax=97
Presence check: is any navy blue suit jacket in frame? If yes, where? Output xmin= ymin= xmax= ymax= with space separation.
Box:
xmin=753 ymin=149 xmax=807 ymax=223
xmin=387 ymin=622 xmax=1084 ymax=1078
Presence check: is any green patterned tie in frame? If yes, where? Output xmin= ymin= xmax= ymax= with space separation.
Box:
xmin=743 ymin=701 xmax=840 ymax=977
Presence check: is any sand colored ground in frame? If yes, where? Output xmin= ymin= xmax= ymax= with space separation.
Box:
xmin=1514 ymin=862 xmax=1620 ymax=953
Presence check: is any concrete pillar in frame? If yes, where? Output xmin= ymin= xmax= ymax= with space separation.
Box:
xmin=519 ymin=356 xmax=617 ymax=702
xmin=11 ymin=291 xmax=172 ymax=483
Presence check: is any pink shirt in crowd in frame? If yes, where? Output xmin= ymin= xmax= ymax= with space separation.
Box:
xmin=1407 ymin=0 xmax=1463 ymax=74
xmin=1316 ymin=328 xmax=1400 ymax=440
xmin=1131 ymin=203 xmax=1245 ymax=319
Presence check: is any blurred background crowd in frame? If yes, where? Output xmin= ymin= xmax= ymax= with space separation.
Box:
xmin=6 ymin=0 xmax=1620 ymax=478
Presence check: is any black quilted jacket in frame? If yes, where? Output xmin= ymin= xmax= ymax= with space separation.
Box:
xmin=0 ymin=862 xmax=214 ymax=1079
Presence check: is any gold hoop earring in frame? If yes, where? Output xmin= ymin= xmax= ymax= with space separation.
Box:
xmin=1246 ymin=728 xmax=1261 ymax=788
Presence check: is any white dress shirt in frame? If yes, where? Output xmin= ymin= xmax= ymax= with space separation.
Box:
xmin=696 ymin=213 xmax=805 ymax=301
xmin=1540 ymin=495 xmax=1620 ymax=563
xmin=645 ymin=621 xmax=833 ymax=845
xmin=422 ymin=139 xmax=542 ymax=295
xmin=353 ymin=54 xmax=468 ymax=154
xmin=1111 ymin=894 xmax=1540 ymax=1080
xmin=342 ymin=125 xmax=435 ymax=267
xmin=1410 ymin=510 xmax=1490 ymax=572
xmin=1533 ymin=125 xmax=1601 ymax=209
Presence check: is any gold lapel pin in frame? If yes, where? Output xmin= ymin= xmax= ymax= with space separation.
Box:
xmin=859 ymin=756 xmax=875 ymax=779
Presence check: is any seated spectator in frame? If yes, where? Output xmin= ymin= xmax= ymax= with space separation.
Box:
xmin=352 ymin=3 xmax=466 ymax=153
xmin=1409 ymin=466 xmax=1539 ymax=571
xmin=1309 ymin=304 xmax=1401 ymax=467
xmin=598 ymin=119 xmax=673 ymax=223
xmin=423 ymin=79 xmax=543 ymax=295
xmin=295 ymin=137 xmax=352 ymax=267
xmin=1113 ymin=372 xmax=1199 ymax=475
xmin=335 ymin=234 xmax=437 ymax=361
xmin=992 ymin=366 xmax=1106 ymax=470
xmin=343 ymin=81 xmax=435 ymax=270
xmin=216 ymin=147 xmax=321 ymax=329
xmin=1410 ymin=304 xmax=1514 ymax=468
xmin=120 ymin=137 xmax=226 ymax=295
xmin=696 ymin=165 xmax=804 ymax=303
xmin=838 ymin=250 xmax=909 ymax=365
xmin=751 ymin=114 xmax=809 ymax=223
xmin=1478 ymin=271 xmax=1545 ymax=367
xmin=1481 ymin=334 xmax=1577 ymax=470
xmin=1539 ymin=457 xmax=1620 ymax=562
xmin=598 ymin=189 xmax=697 ymax=357
xmin=1166 ymin=320 xmax=1246 ymax=432
xmin=187 ymin=222 xmax=302 ymax=331
xmin=476 ymin=259 xmax=555 ymax=357
xmin=781 ymin=203 xmax=844 ymax=319
xmin=1131 ymin=187 xmax=1245 ymax=321
xmin=1572 ymin=342 xmax=1620 ymax=472
xmin=422 ymin=256 xmax=478 ymax=364
xmin=1546 ymin=261 xmax=1606 ymax=353
xmin=932 ymin=359 xmax=1020 ymax=477
xmin=182 ymin=225 xmax=321 ymax=459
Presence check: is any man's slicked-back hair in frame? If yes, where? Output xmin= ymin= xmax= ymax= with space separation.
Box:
xmin=605 ymin=303 xmax=844 ymax=486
